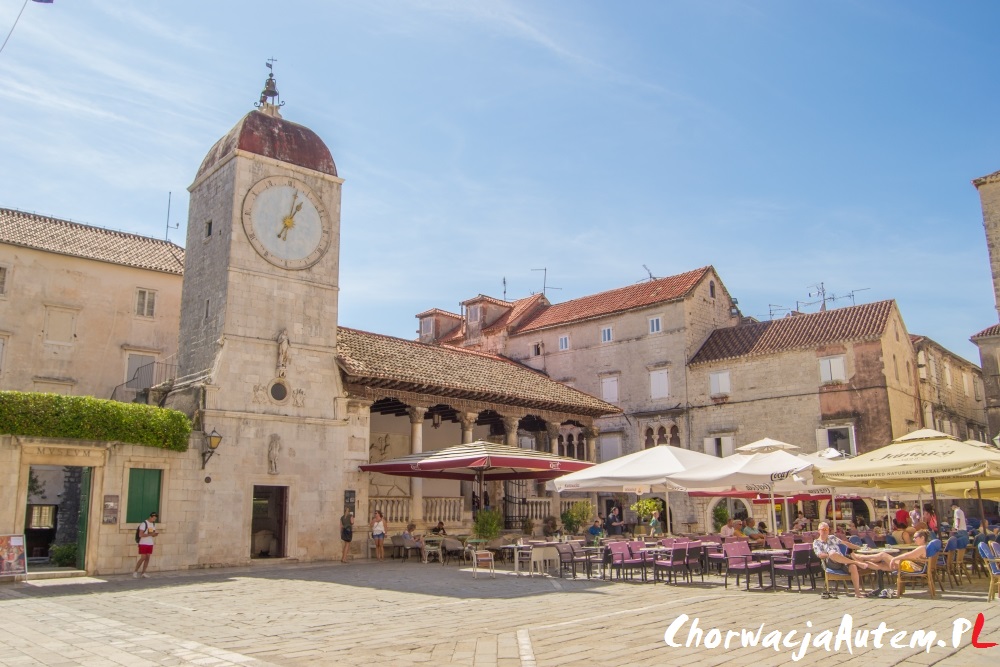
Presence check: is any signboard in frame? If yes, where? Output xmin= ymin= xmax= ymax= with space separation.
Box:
xmin=622 ymin=485 xmax=650 ymax=495
xmin=344 ymin=490 xmax=356 ymax=515
xmin=802 ymin=500 xmax=819 ymax=520
xmin=0 ymin=535 xmax=27 ymax=576
xmin=102 ymin=495 xmax=119 ymax=524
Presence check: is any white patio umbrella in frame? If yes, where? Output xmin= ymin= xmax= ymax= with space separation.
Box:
xmin=550 ymin=445 xmax=718 ymax=535
xmin=664 ymin=441 xmax=814 ymax=534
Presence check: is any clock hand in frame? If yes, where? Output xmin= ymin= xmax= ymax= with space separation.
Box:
xmin=277 ymin=203 xmax=303 ymax=240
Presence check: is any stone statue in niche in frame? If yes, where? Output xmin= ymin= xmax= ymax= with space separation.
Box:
xmin=268 ymin=433 xmax=281 ymax=475
xmin=292 ymin=388 xmax=305 ymax=407
xmin=276 ymin=329 xmax=291 ymax=378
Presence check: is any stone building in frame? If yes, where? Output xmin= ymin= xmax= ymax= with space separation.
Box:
xmin=687 ymin=300 xmax=985 ymax=455
xmin=0 ymin=208 xmax=184 ymax=398
xmin=0 ymin=77 xmax=616 ymax=575
xmin=972 ymin=168 xmax=1000 ymax=440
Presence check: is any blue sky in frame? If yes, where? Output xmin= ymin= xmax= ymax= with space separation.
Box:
xmin=2 ymin=1 xmax=999 ymax=362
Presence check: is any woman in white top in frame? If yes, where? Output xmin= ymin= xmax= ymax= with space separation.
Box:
xmin=370 ymin=511 xmax=387 ymax=561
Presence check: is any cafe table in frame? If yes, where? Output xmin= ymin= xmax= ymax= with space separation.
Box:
xmin=751 ymin=548 xmax=789 ymax=590
xmin=498 ymin=543 xmax=531 ymax=575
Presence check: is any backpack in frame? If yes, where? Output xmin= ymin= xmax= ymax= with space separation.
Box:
xmin=135 ymin=521 xmax=146 ymax=543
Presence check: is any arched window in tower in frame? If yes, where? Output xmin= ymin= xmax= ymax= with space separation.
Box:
xmin=669 ymin=425 xmax=681 ymax=446
xmin=645 ymin=428 xmax=655 ymax=449
xmin=566 ymin=433 xmax=575 ymax=459
xmin=656 ymin=426 xmax=668 ymax=445
xmin=558 ymin=435 xmax=565 ymax=457
xmin=709 ymin=281 xmax=716 ymax=298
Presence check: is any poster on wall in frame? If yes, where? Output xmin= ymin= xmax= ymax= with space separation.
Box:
xmin=102 ymin=495 xmax=120 ymax=524
xmin=0 ymin=535 xmax=27 ymax=576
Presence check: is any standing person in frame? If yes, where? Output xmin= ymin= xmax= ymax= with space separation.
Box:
xmin=133 ymin=511 xmax=158 ymax=579
xmin=894 ymin=502 xmax=910 ymax=529
xmin=952 ymin=502 xmax=969 ymax=548
xmin=606 ymin=507 xmax=624 ymax=536
xmin=909 ymin=503 xmax=921 ymax=529
xmin=922 ymin=504 xmax=939 ymax=535
xmin=648 ymin=510 xmax=662 ymax=536
xmin=370 ymin=510 xmax=387 ymax=561
xmin=340 ymin=507 xmax=354 ymax=563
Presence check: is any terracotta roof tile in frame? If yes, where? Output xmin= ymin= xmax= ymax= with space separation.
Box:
xmin=972 ymin=323 xmax=1000 ymax=339
xmin=481 ymin=294 xmax=548 ymax=334
xmin=415 ymin=308 xmax=462 ymax=320
xmin=0 ymin=207 xmax=185 ymax=275
xmin=690 ymin=300 xmax=895 ymax=365
xmin=337 ymin=327 xmax=619 ymax=416
xmin=461 ymin=294 xmax=513 ymax=308
xmin=514 ymin=267 xmax=711 ymax=333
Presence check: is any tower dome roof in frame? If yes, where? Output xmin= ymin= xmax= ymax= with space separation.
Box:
xmin=196 ymin=109 xmax=337 ymax=180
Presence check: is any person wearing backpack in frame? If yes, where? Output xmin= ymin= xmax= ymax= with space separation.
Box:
xmin=133 ymin=511 xmax=158 ymax=578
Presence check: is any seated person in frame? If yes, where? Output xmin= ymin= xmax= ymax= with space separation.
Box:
xmin=742 ymin=522 xmax=767 ymax=544
xmin=791 ymin=512 xmax=809 ymax=532
xmin=891 ymin=520 xmax=913 ymax=545
xmin=401 ymin=522 xmax=423 ymax=546
xmin=587 ymin=519 xmax=604 ymax=544
xmin=430 ymin=521 xmax=448 ymax=535
xmin=719 ymin=519 xmax=736 ymax=538
xmin=812 ymin=521 xmax=871 ymax=598
xmin=732 ymin=520 xmax=746 ymax=538
xmin=854 ymin=529 xmax=940 ymax=573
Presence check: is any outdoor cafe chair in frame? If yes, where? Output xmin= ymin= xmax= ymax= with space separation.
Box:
xmin=772 ymin=543 xmax=815 ymax=592
xmin=422 ymin=536 xmax=444 ymax=564
xmin=554 ymin=542 xmax=586 ymax=579
xmin=441 ymin=538 xmax=467 ymax=565
xmin=684 ymin=541 xmax=705 ymax=582
xmin=897 ymin=538 xmax=943 ymax=598
xmin=723 ymin=541 xmax=767 ymax=590
xmin=627 ymin=541 xmax=652 ymax=581
xmin=471 ymin=549 xmax=495 ymax=579
xmin=978 ymin=542 xmax=1000 ymax=601
xmin=608 ymin=541 xmax=642 ymax=581
xmin=653 ymin=544 xmax=689 ymax=584
xmin=764 ymin=536 xmax=784 ymax=551
xmin=779 ymin=534 xmax=796 ymax=550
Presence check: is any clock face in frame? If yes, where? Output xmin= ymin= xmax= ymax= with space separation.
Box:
xmin=241 ymin=177 xmax=331 ymax=269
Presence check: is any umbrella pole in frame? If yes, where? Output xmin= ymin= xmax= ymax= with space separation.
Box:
xmin=664 ymin=491 xmax=673 ymax=537
xmin=977 ymin=481 xmax=988 ymax=533
xmin=478 ymin=471 xmax=485 ymax=519
xmin=931 ymin=478 xmax=938 ymax=530
xmin=769 ymin=488 xmax=777 ymax=535
xmin=830 ymin=493 xmax=836 ymax=533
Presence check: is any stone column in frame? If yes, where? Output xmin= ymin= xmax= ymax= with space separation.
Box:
xmin=502 ymin=415 xmax=521 ymax=448
xmin=583 ymin=426 xmax=599 ymax=462
xmin=458 ymin=412 xmax=479 ymax=509
xmin=546 ymin=423 xmax=562 ymax=520
xmin=408 ymin=407 xmax=427 ymax=522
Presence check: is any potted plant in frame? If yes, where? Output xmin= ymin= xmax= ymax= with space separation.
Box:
xmin=560 ymin=500 xmax=594 ymax=536
xmin=473 ymin=509 xmax=503 ymax=541
xmin=713 ymin=504 xmax=729 ymax=531
xmin=630 ymin=498 xmax=660 ymax=536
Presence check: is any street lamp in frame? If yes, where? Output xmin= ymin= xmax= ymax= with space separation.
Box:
xmin=202 ymin=428 xmax=223 ymax=469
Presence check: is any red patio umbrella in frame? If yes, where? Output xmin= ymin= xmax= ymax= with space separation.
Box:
xmin=359 ymin=440 xmax=594 ymax=509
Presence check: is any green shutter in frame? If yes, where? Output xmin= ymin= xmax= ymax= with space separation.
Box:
xmin=126 ymin=469 xmax=162 ymax=522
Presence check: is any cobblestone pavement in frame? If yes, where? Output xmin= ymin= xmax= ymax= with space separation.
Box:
xmin=0 ymin=559 xmax=998 ymax=666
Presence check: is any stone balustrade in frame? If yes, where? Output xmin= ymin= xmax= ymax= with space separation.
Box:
xmin=368 ymin=496 xmax=465 ymax=526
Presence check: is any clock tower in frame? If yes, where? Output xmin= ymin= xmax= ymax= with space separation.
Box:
xmin=168 ymin=70 xmax=364 ymax=565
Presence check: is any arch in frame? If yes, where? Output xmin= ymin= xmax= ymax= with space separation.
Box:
xmin=644 ymin=428 xmax=655 ymax=449
xmin=705 ymin=496 xmax=753 ymax=531
xmin=557 ymin=435 xmax=565 ymax=457
xmin=656 ymin=426 xmax=668 ymax=445
xmin=709 ymin=280 xmax=716 ymax=298
xmin=669 ymin=424 xmax=680 ymax=446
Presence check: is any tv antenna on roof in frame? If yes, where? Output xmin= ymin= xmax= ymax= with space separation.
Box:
xmin=642 ymin=264 xmax=658 ymax=282
xmin=531 ymin=268 xmax=561 ymax=297
xmin=165 ymin=192 xmax=179 ymax=241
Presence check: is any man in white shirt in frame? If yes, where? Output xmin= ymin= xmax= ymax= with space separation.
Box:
xmin=952 ymin=503 xmax=969 ymax=548
xmin=719 ymin=519 xmax=735 ymax=538
xmin=909 ymin=503 xmax=921 ymax=528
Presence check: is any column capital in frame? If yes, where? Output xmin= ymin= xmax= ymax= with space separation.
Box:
xmin=501 ymin=415 xmax=522 ymax=432
xmin=457 ymin=411 xmax=479 ymax=430
xmin=545 ymin=422 xmax=561 ymax=439
xmin=407 ymin=406 xmax=428 ymax=424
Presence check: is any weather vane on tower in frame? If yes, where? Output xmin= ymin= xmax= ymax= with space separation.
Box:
xmin=256 ymin=58 xmax=284 ymax=112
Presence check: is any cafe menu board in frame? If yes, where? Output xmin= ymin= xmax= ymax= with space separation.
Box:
xmin=103 ymin=495 xmax=119 ymax=524
xmin=0 ymin=535 xmax=27 ymax=576
xmin=802 ymin=501 xmax=819 ymax=520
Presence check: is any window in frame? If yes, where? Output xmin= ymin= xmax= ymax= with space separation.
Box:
xmin=944 ymin=364 xmax=952 ymax=387
xmin=558 ymin=335 xmax=569 ymax=351
xmin=599 ymin=434 xmax=621 ymax=462
xmin=126 ymin=353 xmax=156 ymax=390
xmin=531 ymin=342 xmax=541 ymax=356
xmin=135 ymin=289 xmax=156 ymax=317
xmin=709 ymin=371 xmax=730 ymax=396
xmin=205 ymin=220 xmax=213 ymax=238
xmin=816 ymin=426 xmax=856 ymax=456
xmin=467 ymin=304 xmax=481 ymax=323
xmin=44 ymin=306 xmax=77 ymax=344
xmin=601 ymin=376 xmax=619 ymax=403
xmin=601 ymin=326 xmax=613 ymax=343
xmin=976 ymin=379 xmax=983 ymax=401
xmin=28 ymin=505 xmax=56 ymax=529
xmin=709 ymin=281 xmax=716 ymax=298
xmin=893 ymin=355 xmax=899 ymax=382
xmin=906 ymin=360 xmax=912 ymax=384
xmin=964 ymin=373 xmax=971 ymax=397
xmin=649 ymin=317 xmax=661 ymax=334
xmin=420 ymin=318 xmax=434 ymax=336
xmin=917 ymin=351 xmax=927 ymax=380
xmin=204 ymin=299 xmax=210 ymax=320
xmin=0 ymin=265 xmax=7 ymax=295
xmin=649 ymin=369 xmax=669 ymax=399
xmin=126 ymin=468 xmax=162 ymax=523
xmin=819 ymin=355 xmax=846 ymax=383
xmin=703 ymin=436 xmax=734 ymax=458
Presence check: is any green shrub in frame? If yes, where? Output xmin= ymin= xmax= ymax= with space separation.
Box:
xmin=713 ymin=503 xmax=730 ymax=531
xmin=49 ymin=543 xmax=77 ymax=567
xmin=473 ymin=509 xmax=503 ymax=540
xmin=0 ymin=392 xmax=190 ymax=451
xmin=630 ymin=498 xmax=660 ymax=523
xmin=560 ymin=500 xmax=594 ymax=535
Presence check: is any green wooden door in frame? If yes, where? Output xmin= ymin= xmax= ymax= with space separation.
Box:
xmin=76 ymin=467 xmax=91 ymax=570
